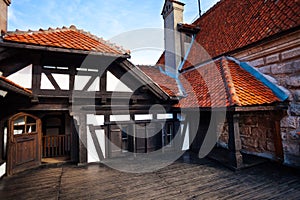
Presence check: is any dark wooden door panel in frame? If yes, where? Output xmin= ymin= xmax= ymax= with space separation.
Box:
xmin=135 ymin=125 xmax=146 ymax=153
xmin=16 ymin=138 xmax=35 ymax=165
xmin=7 ymin=113 xmax=42 ymax=176
xmin=109 ymin=125 xmax=122 ymax=157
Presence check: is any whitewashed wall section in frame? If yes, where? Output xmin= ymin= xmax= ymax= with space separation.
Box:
xmin=86 ymin=114 xmax=106 ymax=163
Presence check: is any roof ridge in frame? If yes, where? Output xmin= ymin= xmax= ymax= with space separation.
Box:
xmin=220 ymin=57 xmax=241 ymax=106
xmin=74 ymin=26 xmax=130 ymax=55
xmin=5 ymin=25 xmax=73 ymax=36
xmin=192 ymin=0 xmax=225 ymax=25
xmin=3 ymin=25 xmax=130 ymax=55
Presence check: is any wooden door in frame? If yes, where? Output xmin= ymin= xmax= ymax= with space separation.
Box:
xmin=108 ymin=125 xmax=133 ymax=158
xmin=109 ymin=125 xmax=123 ymax=157
xmin=7 ymin=113 xmax=42 ymax=176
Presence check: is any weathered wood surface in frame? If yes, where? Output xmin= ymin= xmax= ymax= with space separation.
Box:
xmin=0 ymin=154 xmax=299 ymax=200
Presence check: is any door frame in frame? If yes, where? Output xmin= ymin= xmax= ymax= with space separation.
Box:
xmin=7 ymin=112 xmax=42 ymax=176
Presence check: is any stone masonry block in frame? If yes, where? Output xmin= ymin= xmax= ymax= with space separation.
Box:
xmin=283 ymin=141 xmax=300 ymax=156
xmin=294 ymin=90 xmax=300 ymax=102
xmin=271 ymin=62 xmax=294 ymax=75
xmin=282 ymin=47 xmax=300 ymax=61
xmin=267 ymin=141 xmax=275 ymax=152
xmin=288 ymin=130 xmax=300 ymax=140
xmin=294 ymin=61 xmax=300 ymax=72
xmin=286 ymin=75 xmax=300 ymax=87
xmin=258 ymin=65 xmax=271 ymax=74
xmin=249 ymin=58 xmax=265 ymax=67
xmin=266 ymin=54 xmax=280 ymax=64
xmin=290 ymin=103 xmax=300 ymax=116
xmin=281 ymin=116 xmax=298 ymax=129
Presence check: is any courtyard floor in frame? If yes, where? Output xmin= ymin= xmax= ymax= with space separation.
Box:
xmin=0 ymin=153 xmax=300 ymax=200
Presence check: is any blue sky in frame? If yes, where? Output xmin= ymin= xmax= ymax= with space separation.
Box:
xmin=8 ymin=0 xmax=220 ymax=64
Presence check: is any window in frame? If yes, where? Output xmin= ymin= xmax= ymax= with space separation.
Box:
xmin=13 ymin=116 xmax=37 ymax=135
xmin=135 ymin=114 xmax=153 ymax=121
xmin=163 ymin=123 xmax=173 ymax=147
xmin=110 ymin=115 xmax=130 ymax=122
xmin=121 ymin=126 xmax=129 ymax=153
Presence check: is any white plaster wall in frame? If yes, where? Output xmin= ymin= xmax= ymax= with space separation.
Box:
xmin=86 ymin=115 xmax=106 ymax=163
xmin=87 ymin=128 xmax=106 ymax=163
xmin=0 ymin=162 xmax=6 ymax=178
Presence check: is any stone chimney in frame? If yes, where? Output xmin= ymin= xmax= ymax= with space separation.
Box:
xmin=161 ymin=0 xmax=185 ymax=76
xmin=0 ymin=0 xmax=11 ymax=33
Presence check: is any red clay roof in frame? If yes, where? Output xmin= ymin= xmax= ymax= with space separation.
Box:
xmin=158 ymin=0 xmax=300 ymax=69
xmin=156 ymin=51 xmax=165 ymax=67
xmin=178 ymin=58 xmax=280 ymax=108
xmin=138 ymin=65 xmax=179 ymax=97
xmin=0 ymin=76 xmax=32 ymax=94
xmin=2 ymin=25 xmax=128 ymax=56
xmin=147 ymin=57 xmax=281 ymax=108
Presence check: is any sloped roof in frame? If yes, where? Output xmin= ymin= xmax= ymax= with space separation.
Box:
xmin=156 ymin=51 xmax=165 ymax=67
xmin=138 ymin=65 xmax=179 ymax=97
xmin=158 ymin=0 xmax=300 ymax=70
xmin=0 ymin=76 xmax=32 ymax=95
xmin=2 ymin=25 xmax=129 ymax=56
xmin=146 ymin=57 xmax=284 ymax=108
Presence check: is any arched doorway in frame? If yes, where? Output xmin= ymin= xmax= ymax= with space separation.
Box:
xmin=7 ymin=113 xmax=42 ymax=176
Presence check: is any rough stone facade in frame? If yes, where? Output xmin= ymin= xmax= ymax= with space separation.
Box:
xmin=233 ymin=30 xmax=300 ymax=167
xmin=218 ymin=112 xmax=280 ymax=160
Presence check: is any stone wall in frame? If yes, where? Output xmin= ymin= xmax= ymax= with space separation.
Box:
xmin=233 ymin=30 xmax=300 ymax=167
xmin=218 ymin=112 xmax=279 ymax=160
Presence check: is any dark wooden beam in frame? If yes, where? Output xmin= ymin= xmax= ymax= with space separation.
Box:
xmin=82 ymin=75 xmax=98 ymax=91
xmin=274 ymin=112 xmax=285 ymax=163
xmin=227 ymin=113 xmax=244 ymax=169
xmin=78 ymin=114 xmax=88 ymax=165
xmin=31 ymin=56 xmax=42 ymax=102
xmin=44 ymin=70 xmax=61 ymax=91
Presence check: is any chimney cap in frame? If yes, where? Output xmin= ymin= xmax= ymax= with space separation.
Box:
xmin=161 ymin=0 xmax=185 ymax=17
xmin=3 ymin=0 xmax=11 ymax=6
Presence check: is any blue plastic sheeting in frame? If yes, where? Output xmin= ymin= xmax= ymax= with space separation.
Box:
xmin=239 ymin=62 xmax=289 ymax=101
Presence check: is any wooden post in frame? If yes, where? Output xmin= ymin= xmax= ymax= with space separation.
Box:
xmin=0 ymin=120 xmax=4 ymax=162
xmin=78 ymin=114 xmax=87 ymax=165
xmin=31 ymin=55 xmax=42 ymax=103
xmin=228 ymin=113 xmax=243 ymax=169
xmin=69 ymin=66 xmax=76 ymax=103
xmin=274 ymin=113 xmax=284 ymax=162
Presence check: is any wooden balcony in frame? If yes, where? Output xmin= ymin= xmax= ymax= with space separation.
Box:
xmin=42 ymin=135 xmax=71 ymax=158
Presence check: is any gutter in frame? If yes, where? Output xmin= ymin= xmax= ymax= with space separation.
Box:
xmin=227 ymin=56 xmax=289 ymax=101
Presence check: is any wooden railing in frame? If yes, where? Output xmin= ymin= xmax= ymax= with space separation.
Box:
xmin=42 ymin=135 xmax=71 ymax=158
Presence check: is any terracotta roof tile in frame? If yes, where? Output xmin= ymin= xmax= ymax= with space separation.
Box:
xmin=157 ymin=0 xmax=300 ymax=69
xmin=137 ymin=65 xmax=179 ymax=97
xmin=2 ymin=25 xmax=129 ymax=56
xmin=176 ymin=58 xmax=281 ymax=108
xmin=150 ymin=57 xmax=282 ymax=108
xmin=156 ymin=51 xmax=165 ymax=67
xmin=0 ymin=76 xmax=32 ymax=94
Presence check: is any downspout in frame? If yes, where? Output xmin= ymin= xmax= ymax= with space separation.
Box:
xmin=178 ymin=34 xmax=195 ymax=72
xmin=176 ymin=35 xmax=196 ymax=97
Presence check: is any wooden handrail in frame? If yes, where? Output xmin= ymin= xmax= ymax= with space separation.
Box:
xmin=42 ymin=135 xmax=71 ymax=158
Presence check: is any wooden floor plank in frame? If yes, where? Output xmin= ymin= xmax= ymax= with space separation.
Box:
xmin=0 ymin=154 xmax=299 ymax=200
